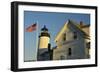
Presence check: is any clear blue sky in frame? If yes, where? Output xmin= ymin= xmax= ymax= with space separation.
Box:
xmin=24 ymin=11 xmax=90 ymax=61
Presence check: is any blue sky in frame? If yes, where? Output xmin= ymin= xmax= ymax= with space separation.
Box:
xmin=24 ymin=11 xmax=90 ymax=61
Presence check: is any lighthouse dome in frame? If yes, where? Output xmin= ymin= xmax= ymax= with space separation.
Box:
xmin=39 ymin=25 xmax=50 ymax=37
xmin=41 ymin=25 xmax=48 ymax=31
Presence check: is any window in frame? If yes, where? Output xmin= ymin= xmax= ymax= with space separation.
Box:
xmin=68 ymin=48 xmax=72 ymax=56
xmin=60 ymin=55 xmax=65 ymax=60
xmin=86 ymin=42 xmax=90 ymax=58
xmin=73 ymin=32 xmax=77 ymax=39
xmin=86 ymin=42 xmax=90 ymax=49
xmin=56 ymin=41 xmax=57 ymax=43
xmin=63 ymin=33 xmax=66 ymax=41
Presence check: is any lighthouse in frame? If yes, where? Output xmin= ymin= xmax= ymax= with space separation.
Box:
xmin=38 ymin=25 xmax=50 ymax=49
xmin=37 ymin=25 xmax=52 ymax=61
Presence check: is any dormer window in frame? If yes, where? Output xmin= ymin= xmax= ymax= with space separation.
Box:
xmin=73 ymin=32 xmax=77 ymax=39
xmin=63 ymin=33 xmax=66 ymax=41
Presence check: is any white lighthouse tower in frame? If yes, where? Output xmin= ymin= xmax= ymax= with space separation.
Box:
xmin=38 ymin=25 xmax=50 ymax=49
xmin=37 ymin=25 xmax=51 ymax=61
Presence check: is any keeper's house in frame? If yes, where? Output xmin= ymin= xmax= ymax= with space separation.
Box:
xmin=53 ymin=20 xmax=90 ymax=60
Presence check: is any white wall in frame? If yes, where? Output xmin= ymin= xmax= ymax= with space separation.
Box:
xmin=0 ymin=0 xmax=99 ymax=73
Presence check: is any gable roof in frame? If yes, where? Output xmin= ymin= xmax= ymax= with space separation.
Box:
xmin=54 ymin=20 xmax=90 ymax=42
xmin=54 ymin=21 xmax=68 ymax=42
xmin=69 ymin=20 xmax=90 ymax=37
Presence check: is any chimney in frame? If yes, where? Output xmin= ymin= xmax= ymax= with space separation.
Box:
xmin=80 ymin=21 xmax=83 ymax=28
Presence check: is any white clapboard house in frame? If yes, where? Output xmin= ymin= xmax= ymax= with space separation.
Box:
xmin=53 ymin=20 xmax=90 ymax=60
